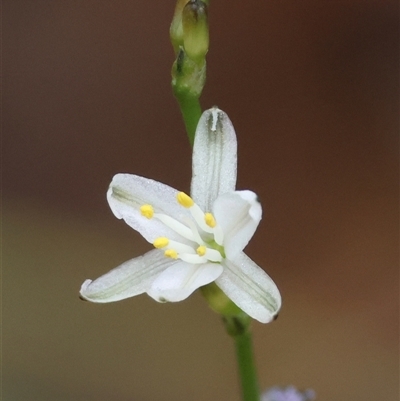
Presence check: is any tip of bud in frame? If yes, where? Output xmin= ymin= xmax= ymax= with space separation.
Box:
xmin=170 ymin=0 xmax=189 ymax=53
xmin=171 ymin=0 xmax=209 ymax=64
xmin=182 ymin=0 xmax=209 ymax=64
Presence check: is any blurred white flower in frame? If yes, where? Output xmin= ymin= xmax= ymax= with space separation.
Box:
xmin=262 ymin=386 xmax=316 ymax=401
xmin=80 ymin=107 xmax=281 ymax=323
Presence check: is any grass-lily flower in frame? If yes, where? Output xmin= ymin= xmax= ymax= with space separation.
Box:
xmin=80 ymin=107 xmax=281 ymax=323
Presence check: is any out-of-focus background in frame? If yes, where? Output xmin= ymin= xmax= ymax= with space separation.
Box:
xmin=3 ymin=1 xmax=399 ymax=400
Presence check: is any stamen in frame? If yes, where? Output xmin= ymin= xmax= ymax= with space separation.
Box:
xmin=205 ymin=248 xmax=223 ymax=262
xmin=179 ymin=253 xmax=207 ymax=264
xmin=177 ymin=192 xmax=194 ymax=208
xmin=140 ymin=204 xmax=154 ymax=219
xmin=196 ymin=246 xmax=206 ymax=256
xmin=155 ymin=237 xmax=196 ymax=256
xmin=164 ymin=249 xmax=178 ymax=259
xmin=204 ymin=213 xmax=216 ymax=228
xmin=213 ymin=225 xmax=224 ymax=246
xmin=154 ymin=213 xmax=196 ymax=242
xmin=184 ymin=217 xmax=205 ymax=245
xmin=167 ymin=240 xmax=197 ymax=254
xmin=141 ymin=192 xmax=226 ymax=264
xmin=153 ymin=237 xmax=169 ymax=249
xmin=188 ymin=204 xmax=214 ymax=233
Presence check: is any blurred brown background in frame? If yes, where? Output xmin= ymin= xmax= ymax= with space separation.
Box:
xmin=3 ymin=1 xmax=399 ymax=400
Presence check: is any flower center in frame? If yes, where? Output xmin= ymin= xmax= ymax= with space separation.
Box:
xmin=140 ymin=192 xmax=225 ymax=264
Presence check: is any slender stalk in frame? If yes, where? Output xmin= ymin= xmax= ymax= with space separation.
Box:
xmin=173 ymin=90 xmax=202 ymax=146
xmin=234 ymin=328 xmax=260 ymax=401
xmin=223 ymin=314 xmax=260 ymax=401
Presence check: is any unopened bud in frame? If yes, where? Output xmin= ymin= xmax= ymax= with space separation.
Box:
xmin=170 ymin=0 xmax=189 ymax=53
xmin=182 ymin=0 xmax=209 ymax=64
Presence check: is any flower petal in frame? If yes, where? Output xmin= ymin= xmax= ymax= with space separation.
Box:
xmin=215 ymin=252 xmax=281 ymax=323
xmin=191 ymin=108 xmax=237 ymax=211
xmin=147 ymin=262 xmax=223 ymax=303
xmin=107 ymin=174 xmax=192 ymax=243
xmin=80 ymin=249 xmax=176 ymax=303
xmin=213 ymin=190 xmax=262 ymax=259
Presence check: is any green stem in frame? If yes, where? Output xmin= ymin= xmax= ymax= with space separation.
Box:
xmin=235 ymin=329 xmax=260 ymax=401
xmin=174 ymin=91 xmax=202 ymax=146
xmin=223 ymin=315 xmax=260 ymax=401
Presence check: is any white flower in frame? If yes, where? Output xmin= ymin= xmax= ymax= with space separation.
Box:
xmin=80 ymin=107 xmax=281 ymax=323
xmin=262 ymin=386 xmax=316 ymax=401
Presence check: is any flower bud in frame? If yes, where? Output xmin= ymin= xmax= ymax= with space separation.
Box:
xmin=170 ymin=0 xmax=189 ymax=53
xmin=182 ymin=0 xmax=209 ymax=64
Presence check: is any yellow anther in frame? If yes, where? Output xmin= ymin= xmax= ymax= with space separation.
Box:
xmin=164 ymin=249 xmax=178 ymax=259
xmin=204 ymin=213 xmax=216 ymax=228
xmin=177 ymin=192 xmax=194 ymax=208
xmin=140 ymin=204 xmax=154 ymax=219
xmin=153 ymin=237 xmax=169 ymax=249
xmin=196 ymin=245 xmax=206 ymax=256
